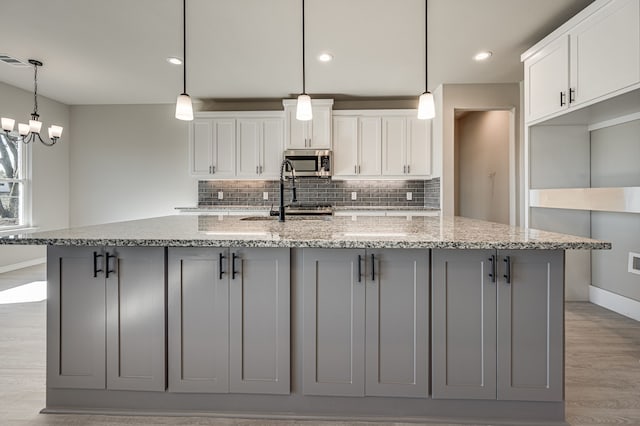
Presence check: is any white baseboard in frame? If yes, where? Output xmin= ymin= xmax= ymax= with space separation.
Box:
xmin=0 ymin=257 xmax=46 ymax=274
xmin=589 ymin=285 xmax=640 ymax=322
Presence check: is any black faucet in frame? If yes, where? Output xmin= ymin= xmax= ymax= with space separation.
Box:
xmin=279 ymin=159 xmax=297 ymax=222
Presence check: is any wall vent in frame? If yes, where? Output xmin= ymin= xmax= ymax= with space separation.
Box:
xmin=629 ymin=252 xmax=640 ymax=276
xmin=0 ymin=54 xmax=30 ymax=67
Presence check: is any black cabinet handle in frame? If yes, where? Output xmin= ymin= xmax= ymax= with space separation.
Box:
xmin=93 ymin=251 xmax=103 ymax=277
xmin=232 ymin=253 xmax=238 ymax=280
xmin=105 ymin=252 xmax=116 ymax=279
xmin=488 ymin=254 xmax=496 ymax=283
xmin=219 ymin=252 xmax=226 ymax=280
xmin=371 ymin=253 xmax=376 ymax=281
xmin=560 ymin=91 xmax=566 ymax=106
xmin=503 ymin=256 xmax=511 ymax=284
xmin=569 ymin=88 xmax=575 ymax=103
xmin=357 ymin=255 xmax=362 ymax=283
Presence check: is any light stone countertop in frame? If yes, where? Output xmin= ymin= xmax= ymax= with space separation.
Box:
xmin=175 ymin=206 xmax=440 ymax=213
xmin=0 ymin=215 xmax=610 ymax=250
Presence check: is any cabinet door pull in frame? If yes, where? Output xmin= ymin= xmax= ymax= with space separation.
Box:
xmin=569 ymin=88 xmax=575 ymax=104
xmin=212 ymin=165 xmax=216 ymax=174
xmin=259 ymin=165 xmax=263 ymax=174
xmin=219 ymin=252 xmax=226 ymax=280
xmin=407 ymin=165 xmax=410 ymax=174
xmin=105 ymin=252 xmax=116 ymax=279
xmin=354 ymin=165 xmax=357 ymax=174
xmin=503 ymin=256 xmax=511 ymax=284
xmin=256 ymin=166 xmax=259 ymax=174
xmin=371 ymin=253 xmax=376 ymax=281
xmin=488 ymin=254 xmax=496 ymax=283
xmin=93 ymin=251 xmax=103 ymax=277
xmin=358 ymin=165 xmax=361 ymax=174
xmin=560 ymin=91 xmax=566 ymax=107
xmin=403 ymin=165 xmax=406 ymax=174
xmin=232 ymin=253 xmax=238 ymax=280
xmin=357 ymin=254 xmax=362 ymax=283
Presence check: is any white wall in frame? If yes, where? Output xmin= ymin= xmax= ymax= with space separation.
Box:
xmin=69 ymin=104 xmax=197 ymax=226
xmin=0 ymin=81 xmax=69 ymax=269
xmin=434 ymin=83 xmax=521 ymax=223
xmin=456 ymin=111 xmax=510 ymax=224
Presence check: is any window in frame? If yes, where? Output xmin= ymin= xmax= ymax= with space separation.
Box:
xmin=0 ymin=133 xmax=28 ymax=229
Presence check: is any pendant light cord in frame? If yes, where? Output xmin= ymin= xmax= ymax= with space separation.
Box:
xmin=424 ymin=0 xmax=428 ymax=93
xmin=182 ymin=0 xmax=187 ymax=94
xmin=33 ymin=63 xmax=39 ymax=115
xmin=302 ymin=0 xmax=306 ymax=95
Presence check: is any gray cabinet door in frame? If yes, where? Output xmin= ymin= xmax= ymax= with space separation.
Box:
xmin=497 ymin=249 xmax=564 ymax=402
xmin=432 ymin=249 xmax=497 ymax=399
xmin=302 ymin=248 xmax=366 ymax=396
xmin=167 ymin=248 xmax=229 ymax=393
xmin=47 ymin=246 xmax=106 ymax=389
xmin=106 ymin=247 xmax=166 ymax=391
xmin=229 ymin=248 xmax=290 ymax=394
xmin=365 ymin=249 xmax=429 ymax=397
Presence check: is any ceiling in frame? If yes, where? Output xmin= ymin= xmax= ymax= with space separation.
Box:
xmin=0 ymin=0 xmax=593 ymax=106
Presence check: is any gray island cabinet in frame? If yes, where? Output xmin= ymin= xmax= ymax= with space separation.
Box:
xmin=0 ymin=215 xmax=609 ymax=424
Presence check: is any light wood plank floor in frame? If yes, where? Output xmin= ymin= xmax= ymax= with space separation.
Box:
xmin=1 ymin=265 xmax=639 ymax=426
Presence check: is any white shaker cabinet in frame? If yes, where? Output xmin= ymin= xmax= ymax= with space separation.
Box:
xmin=168 ymin=247 xmax=290 ymax=395
xmin=302 ymin=248 xmax=429 ymax=398
xmin=236 ymin=118 xmax=284 ymax=179
xmin=47 ymin=246 xmax=166 ymax=392
xmin=432 ymin=249 xmax=564 ymax=402
xmin=190 ymin=118 xmax=236 ymax=178
xmin=523 ymin=0 xmax=640 ymax=123
xmin=332 ymin=116 xmax=382 ymax=177
xmin=283 ymin=99 xmax=333 ymax=149
xmin=382 ymin=116 xmax=431 ymax=178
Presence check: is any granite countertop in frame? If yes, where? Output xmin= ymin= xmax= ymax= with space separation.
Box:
xmin=176 ymin=206 xmax=440 ymax=213
xmin=0 ymin=215 xmax=610 ymax=250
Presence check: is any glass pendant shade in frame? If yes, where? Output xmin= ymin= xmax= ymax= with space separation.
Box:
xmin=296 ymin=94 xmax=312 ymax=121
xmin=29 ymin=119 xmax=43 ymax=134
xmin=417 ymin=91 xmax=435 ymax=119
xmin=18 ymin=123 xmax=30 ymax=136
xmin=175 ymin=93 xmax=194 ymax=121
xmin=49 ymin=125 xmax=63 ymax=139
xmin=1 ymin=117 xmax=15 ymax=132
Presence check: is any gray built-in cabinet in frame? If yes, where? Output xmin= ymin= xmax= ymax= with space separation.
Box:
xmin=301 ymin=248 xmax=429 ymax=398
xmin=431 ymin=249 xmax=564 ymax=401
xmin=168 ymin=247 xmax=290 ymax=395
xmin=47 ymin=246 xmax=165 ymax=391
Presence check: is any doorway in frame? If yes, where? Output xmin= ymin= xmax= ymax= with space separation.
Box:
xmin=454 ymin=109 xmax=515 ymax=225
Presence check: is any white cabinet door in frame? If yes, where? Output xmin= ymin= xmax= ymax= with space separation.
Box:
xmin=524 ymin=36 xmax=570 ymax=122
xmin=406 ymin=117 xmax=431 ymax=176
xmin=332 ymin=116 xmax=359 ymax=176
xmin=260 ymin=119 xmax=284 ymax=179
xmin=309 ymin=104 xmax=332 ymax=148
xmin=359 ymin=117 xmax=382 ymax=176
xmin=570 ymin=0 xmax=640 ymax=107
xmin=191 ymin=120 xmax=214 ymax=177
xmin=284 ymin=106 xmax=308 ymax=149
xmin=382 ymin=117 xmax=407 ymax=176
xmin=235 ymin=119 xmax=261 ymax=178
xmin=211 ymin=119 xmax=236 ymax=178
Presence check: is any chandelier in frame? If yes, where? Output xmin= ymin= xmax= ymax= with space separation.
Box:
xmin=1 ymin=59 xmax=63 ymax=146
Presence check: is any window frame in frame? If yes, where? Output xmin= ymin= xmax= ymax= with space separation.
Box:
xmin=0 ymin=133 xmax=32 ymax=232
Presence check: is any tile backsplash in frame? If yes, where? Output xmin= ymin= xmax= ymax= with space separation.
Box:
xmin=199 ymin=178 xmax=440 ymax=208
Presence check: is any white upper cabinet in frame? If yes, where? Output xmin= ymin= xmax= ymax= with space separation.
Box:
xmin=524 ymin=36 xmax=570 ymax=123
xmin=523 ymin=0 xmax=640 ymax=123
xmin=283 ymin=99 xmax=333 ymax=149
xmin=382 ymin=116 xmax=431 ymax=178
xmin=569 ymin=0 xmax=640 ymax=107
xmin=190 ymin=118 xmax=236 ymax=178
xmin=189 ymin=112 xmax=284 ymax=180
xmin=332 ymin=116 xmax=382 ymax=178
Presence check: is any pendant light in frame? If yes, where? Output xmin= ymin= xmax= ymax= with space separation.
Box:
xmin=175 ymin=0 xmax=194 ymax=121
xmin=417 ymin=0 xmax=435 ymax=120
xmin=296 ymin=0 xmax=312 ymax=121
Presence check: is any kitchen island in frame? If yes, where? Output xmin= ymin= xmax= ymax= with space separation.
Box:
xmin=0 ymin=215 xmax=609 ymax=425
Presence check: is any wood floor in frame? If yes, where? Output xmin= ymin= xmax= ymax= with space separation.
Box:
xmin=1 ymin=265 xmax=639 ymax=426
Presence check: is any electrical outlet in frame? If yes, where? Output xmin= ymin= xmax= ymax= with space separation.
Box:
xmin=351 ymin=191 xmax=357 ymax=201
xmin=217 ymin=191 xmax=224 ymax=200
xmin=263 ymin=192 xmax=269 ymax=200
xmin=406 ymin=192 xmax=413 ymax=201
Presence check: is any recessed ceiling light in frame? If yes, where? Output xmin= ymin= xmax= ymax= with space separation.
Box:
xmin=167 ymin=57 xmax=183 ymax=65
xmin=473 ymin=51 xmax=493 ymax=61
xmin=318 ymin=52 xmax=334 ymax=62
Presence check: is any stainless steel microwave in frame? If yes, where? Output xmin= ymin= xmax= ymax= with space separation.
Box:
xmin=284 ymin=149 xmax=332 ymax=177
